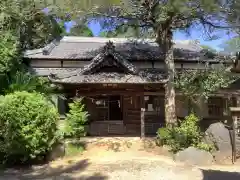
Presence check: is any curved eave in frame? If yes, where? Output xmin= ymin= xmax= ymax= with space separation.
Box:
xmin=48 ymin=81 xmax=167 ymax=85
xmin=48 ymin=76 xmax=168 ymax=85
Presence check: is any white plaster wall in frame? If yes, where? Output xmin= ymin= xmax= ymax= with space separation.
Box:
xmin=30 ymin=60 xmax=61 ymax=67
xmin=62 ymin=61 xmax=89 ymax=68
xmin=132 ymin=62 xmax=152 ymax=68
xmin=30 ymin=60 xmax=216 ymax=69
xmin=153 ymin=62 xmax=210 ymax=69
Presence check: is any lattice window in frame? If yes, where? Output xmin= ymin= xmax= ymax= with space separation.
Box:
xmin=208 ymin=97 xmax=225 ymax=117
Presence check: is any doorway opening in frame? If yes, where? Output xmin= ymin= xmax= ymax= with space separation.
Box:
xmin=109 ymin=95 xmax=122 ymax=120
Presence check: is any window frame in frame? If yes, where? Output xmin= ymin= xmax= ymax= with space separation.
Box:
xmin=207 ymin=97 xmax=225 ymax=117
xmin=144 ymin=95 xmax=164 ymax=115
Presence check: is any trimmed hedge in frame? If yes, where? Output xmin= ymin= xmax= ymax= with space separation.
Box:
xmin=0 ymin=91 xmax=59 ymax=165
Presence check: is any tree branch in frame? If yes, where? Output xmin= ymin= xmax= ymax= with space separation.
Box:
xmin=199 ymin=16 xmax=239 ymax=29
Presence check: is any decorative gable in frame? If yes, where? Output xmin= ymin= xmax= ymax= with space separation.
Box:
xmin=47 ymin=41 xmax=167 ymax=84
xmin=80 ymin=41 xmax=138 ymax=75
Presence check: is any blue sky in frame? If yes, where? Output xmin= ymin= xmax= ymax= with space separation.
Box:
xmin=43 ymin=7 xmax=235 ymax=51
xmin=174 ymin=30 xmax=234 ymax=51
xmin=63 ymin=19 xmax=236 ymax=51
xmin=88 ymin=21 xmax=235 ymax=51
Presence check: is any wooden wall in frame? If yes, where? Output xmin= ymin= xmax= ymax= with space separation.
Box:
xmin=63 ymin=84 xmax=233 ymax=136
xmin=82 ymin=93 xmax=165 ymax=136
xmin=123 ymin=95 xmax=141 ymax=135
xmin=63 ymin=83 xmax=234 ymax=136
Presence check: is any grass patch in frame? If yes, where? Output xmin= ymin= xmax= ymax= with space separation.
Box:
xmin=65 ymin=142 xmax=85 ymax=157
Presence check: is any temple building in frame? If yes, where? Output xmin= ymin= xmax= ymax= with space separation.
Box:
xmin=24 ymin=36 xmax=238 ymax=136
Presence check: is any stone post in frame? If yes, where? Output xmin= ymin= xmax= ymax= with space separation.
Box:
xmin=141 ymin=108 xmax=145 ymax=138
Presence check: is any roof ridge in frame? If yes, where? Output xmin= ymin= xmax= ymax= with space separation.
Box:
xmin=24 ymin=48 xmax=43 ymax=56
xmin=61 ymin=36 xmax=156 ymax=43
xmin=61 ymin=36 xmax=201 ymax=45
xmin=42 ymin=39 xmax=59 ymax=55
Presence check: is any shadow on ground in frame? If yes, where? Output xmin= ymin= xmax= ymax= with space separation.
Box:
xmin=201 ymin=169 xmax=240 ymax=180
xmin=1 ymin=159 xmax=108 ymax=180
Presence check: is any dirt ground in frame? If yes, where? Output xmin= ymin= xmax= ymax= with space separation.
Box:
xmin=2 ymin=137 xmax=240 ymax=180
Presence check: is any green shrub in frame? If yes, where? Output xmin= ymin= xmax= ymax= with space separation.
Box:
xmin=5 ymin=71 xmax=57 ymax=95
xmin=195 ymin=142 xmax=215 ymax=152
xmin=65 ymin=142 xmax=85 ymax=157
xmin=64 ymin=98 xmax=89 ymax=139
xmin=156 ymin=127 xmax=171 ymax=146
xmin=0 ymin=91 xmax=59 ymax=165
xmin=157 ymin=113 xmax=213 ymax=153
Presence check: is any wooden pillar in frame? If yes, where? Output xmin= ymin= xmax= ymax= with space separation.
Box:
xmin=223 ymin=96 xmax=230 ymax=117
xmin=141 ymin=90 xmax=145 ymax=138
xmin=141 ymin=108 xmax=145 ymax=138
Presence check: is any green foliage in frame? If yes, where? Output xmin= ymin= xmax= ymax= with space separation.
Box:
xmin=221 ymin=36 xmax=240 ymax=53
xmin=195 ymin=142 xmax=215 ymax=152
xmin=82 ymin=0 xmax=235 ymax=124
xmin=175 ymin=63 xmax=236 ymax=106
xmin=157 ymin=113 xmax=215 ymax=153
xmin=0 ymin=91 xmax=59 ymax=165
xmin=68 ymin=25 xmax=94 ymax=37
xmin=64 ymin=98 xmax=89 ymax=139
xmin=0 ymin=31 xmax=21 ymax=93
xmin=200 ymin=45 xmax=218 ymax=59
xmin=5 ymin=71 xmax=56 ymax=95
xmin=0 ymin=0 xmax=64 ymax=92
xmin=1 ymin=0 xmax=63 ymax=50
xmin=226 ymin=0 xmax=240 ymax=34
xmin=99 ymin=25 xmax=142 ymax=38
xmin=65 ymin=142 xmax=85 ymax=157
xmin=0 ymin=31 xmax=20 ymax=74
xmin=156 ymin=127 xmax=171 ymax=146
xmin=86 ymin=0 xmax=231 ymax=40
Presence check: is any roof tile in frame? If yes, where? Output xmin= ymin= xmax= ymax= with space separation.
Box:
xmin=24 ymin=36 xmax=209 ymax=61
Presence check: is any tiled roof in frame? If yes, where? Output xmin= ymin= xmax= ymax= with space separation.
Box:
xmin=48 ymin=69 xmax=167 ymax=84
xmin=24 ymin=36 xmax=221 ymax=61
xmin=31 ymin=68 xmax=78 ymax=77
xmin=45 ymin=41 xmax=168 ymax=84
xmin=29 ymin=37 xmax=235 ymax=85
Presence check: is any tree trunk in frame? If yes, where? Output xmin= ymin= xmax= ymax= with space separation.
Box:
xmin=156 ymin=25 xmax=177 ymax=126
xmin=164 ymin=44 xmax=177 ymax=125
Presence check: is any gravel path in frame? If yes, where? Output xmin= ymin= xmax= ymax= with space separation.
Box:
xmin=1 ymin=152 xmax=240 ymax=180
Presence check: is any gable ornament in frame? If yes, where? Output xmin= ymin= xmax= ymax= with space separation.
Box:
xmin=103 ymin=41 xmax=115 ymax=55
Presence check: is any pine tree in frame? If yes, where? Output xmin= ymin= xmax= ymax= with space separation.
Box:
xmin=79 ymin=0 xmax=235 ymax=125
